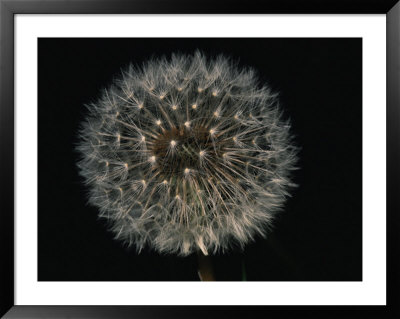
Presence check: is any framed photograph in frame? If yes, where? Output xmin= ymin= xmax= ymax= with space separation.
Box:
xmin=1 ymin=0 xmax=399 ymax=318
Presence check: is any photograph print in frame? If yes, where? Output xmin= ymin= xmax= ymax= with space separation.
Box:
xmin=38 ymin=38 xmax=362 ymax=281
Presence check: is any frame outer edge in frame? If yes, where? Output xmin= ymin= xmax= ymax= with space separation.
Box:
xmin=387 ymin=1 xmax=400 ymax=317
xmin=1 ymin=0 xmax=400 ymax=318
xmin=0 ymin=0 xmax=15 ymax=317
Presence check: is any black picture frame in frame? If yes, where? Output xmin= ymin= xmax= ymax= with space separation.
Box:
xmin=1 ymin=0 xmax=399 ymax=318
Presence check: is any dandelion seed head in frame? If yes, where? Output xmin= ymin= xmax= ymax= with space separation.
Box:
xmin=77 ymin=51 xmax=298 ymax=256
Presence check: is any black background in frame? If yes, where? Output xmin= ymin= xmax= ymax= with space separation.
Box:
xmin=38 ymin=38 xmax=362 ymax=281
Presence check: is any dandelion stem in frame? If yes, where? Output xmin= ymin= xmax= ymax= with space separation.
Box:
xmin=241 ymin=259 xmax=247 ymax=281
xmin=197 ymin=251 xmax=215 ymax=281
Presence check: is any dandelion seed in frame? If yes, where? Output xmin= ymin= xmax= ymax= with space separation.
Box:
xmin=77 ymin=51 xmax=298 ymax=257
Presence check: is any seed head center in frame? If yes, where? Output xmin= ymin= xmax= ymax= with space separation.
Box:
xmin=150 ymin=125 xmax=215 ymax=178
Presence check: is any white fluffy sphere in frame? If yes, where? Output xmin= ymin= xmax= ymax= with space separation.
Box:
xmin=77 ymin=51 xmax=298 ymax=256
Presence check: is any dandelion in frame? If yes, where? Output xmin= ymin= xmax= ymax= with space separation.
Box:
xmin=77 ymin=51 xmax=298 ymax=259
